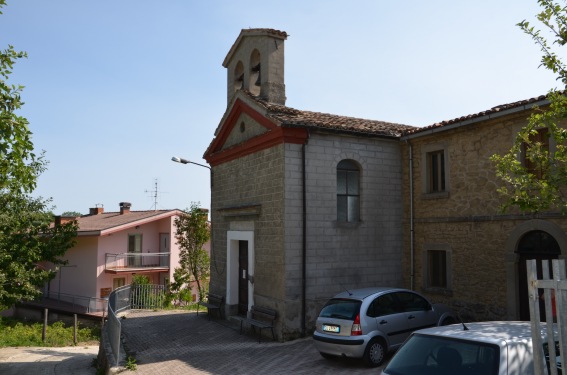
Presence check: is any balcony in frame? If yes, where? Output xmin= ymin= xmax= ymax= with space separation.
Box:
xmin=105 ymin=252 xmax=170 ymax=274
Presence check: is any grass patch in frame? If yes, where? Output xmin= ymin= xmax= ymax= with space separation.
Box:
xmin=0 ymin=317 xmax=101 ymax=347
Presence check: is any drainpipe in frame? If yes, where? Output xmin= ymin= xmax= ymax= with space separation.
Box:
xmin=301 ymin=141 xmax=307 ymax=337
xmin=407 ymin=140 xmax=415 ymax=290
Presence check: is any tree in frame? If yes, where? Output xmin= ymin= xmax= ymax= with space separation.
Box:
xmin=61 ymin=211 xmax=82 ymax=217
xmin=0 ymin=0 xmax=77 ymax=310
xmin=171 ymin=203 xmax=210 ymax=303
xmin=491 ymin=0 xmax=567 ymax=213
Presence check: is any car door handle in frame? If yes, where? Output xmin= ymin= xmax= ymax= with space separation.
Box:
xmin=379 ymin=320 xmax=388 ymax=325
xmin=408 ymin=315 xmax=415 ymax=320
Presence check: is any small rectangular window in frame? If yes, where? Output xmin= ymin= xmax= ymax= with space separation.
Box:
xmin=427 ymin=150 xmax=445 ymax=193
xmin=427 ymin=250 xmax=447 ymax=288
xmin=337 ymin=160 xmax=360 ymax=222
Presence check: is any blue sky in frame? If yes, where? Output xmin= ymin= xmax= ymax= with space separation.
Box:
xmin=0 ymin=0 xmax=561 ymax=215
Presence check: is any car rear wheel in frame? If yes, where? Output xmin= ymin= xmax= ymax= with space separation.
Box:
xmin=363 ymin=338 xmax=386 ymax=367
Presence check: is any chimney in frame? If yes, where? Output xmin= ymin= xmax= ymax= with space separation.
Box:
xmin=120 ymin=202 xmax=132 ymax=215
xmin=89 ymin=206 xmax=104 ymax=215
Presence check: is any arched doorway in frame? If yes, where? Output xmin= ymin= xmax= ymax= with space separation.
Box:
xmin=516 ymin=230 xmax=560 ymax=320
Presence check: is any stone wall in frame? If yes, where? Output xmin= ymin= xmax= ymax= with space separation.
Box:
xmin=283 ymin=133 xmax=405 ymax=335
xmin=210 ymin=143 xmax=286 ymax=317
xmin=402 ymin=111 xmax=567 ymax=321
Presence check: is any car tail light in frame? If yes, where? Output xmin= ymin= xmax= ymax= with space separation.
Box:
xmin=351 ymin=314 xmax=362 ymax=336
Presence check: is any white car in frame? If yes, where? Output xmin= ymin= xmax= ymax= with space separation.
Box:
xmin=381 ymin=321 xmax=561 ymax=375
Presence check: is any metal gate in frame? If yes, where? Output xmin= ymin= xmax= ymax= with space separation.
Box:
xmin=527 ymin=259 xmax=566 ymax=375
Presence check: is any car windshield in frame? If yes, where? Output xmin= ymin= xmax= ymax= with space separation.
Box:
xmin=319 ymin=299 xmax=361 ymax=320
xmin=383 ymin=333 xmax=500 ymax=375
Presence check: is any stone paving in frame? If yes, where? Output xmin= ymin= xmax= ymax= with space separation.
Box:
xmin=120 ymin=310 xmax=389 ymax=374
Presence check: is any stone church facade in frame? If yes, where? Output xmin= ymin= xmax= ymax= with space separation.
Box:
xmin=203 ymin=29 xmax=413 ymax=340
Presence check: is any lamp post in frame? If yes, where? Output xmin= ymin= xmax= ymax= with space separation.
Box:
xmin=171 ymin=155 xmax=215 ymax=273
xmin=171 ymin=157 xmax=211 ymax=171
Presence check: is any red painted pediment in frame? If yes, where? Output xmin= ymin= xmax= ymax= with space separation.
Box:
xmin=204 ymin=97 xmax=307 ymax=166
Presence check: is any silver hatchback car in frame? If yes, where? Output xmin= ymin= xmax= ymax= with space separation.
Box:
xmin=313 ymin=287 xmax=456 ymax=367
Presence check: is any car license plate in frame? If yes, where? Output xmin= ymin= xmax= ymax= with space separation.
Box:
xmin=322 ymin=324 xmax=340 ymax=333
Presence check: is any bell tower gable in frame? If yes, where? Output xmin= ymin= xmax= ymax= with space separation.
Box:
xmin=223 ymin=28 xmax=288 ymax=106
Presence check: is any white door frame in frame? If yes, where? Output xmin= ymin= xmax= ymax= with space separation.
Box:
xmin=226 ymin=230 xmax=255 ymax=311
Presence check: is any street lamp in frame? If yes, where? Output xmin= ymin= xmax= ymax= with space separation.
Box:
xmin=171 ymin=155 xmax=218 ymax=277
xmin=171 ymin=156 xmax=211 ymax=171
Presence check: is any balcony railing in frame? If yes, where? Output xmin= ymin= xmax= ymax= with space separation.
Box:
xmin=105 ymin=252 xmax=170 ymax=273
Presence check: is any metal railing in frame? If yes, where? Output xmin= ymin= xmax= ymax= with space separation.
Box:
xmin=39 ymin=291 xmax=107 ymax=315
xmin=106 ymin=284 xmax=168 ymax=366
xmin=105 ymin=252 xmax=170 ymax=272
xmin=527 ymin=259 xmax=566 ymax=375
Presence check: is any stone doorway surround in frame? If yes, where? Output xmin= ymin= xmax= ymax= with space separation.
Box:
xmin=505 ymin=219 xmax=567 ymax=320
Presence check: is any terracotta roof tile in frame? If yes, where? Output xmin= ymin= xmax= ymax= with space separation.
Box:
xmin=243 ymin=91 xmax=415 ymax=138
xmin=76 ymin=210 xmax=179 ymax=233
xmin=403 ymin=94 xmax=550 ymax=136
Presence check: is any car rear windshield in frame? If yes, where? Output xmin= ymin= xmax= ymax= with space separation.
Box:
xmin=318 ymin=299 xmax=361 ymax=320
xmin=383 ymin=333 xmax=500 ymax=375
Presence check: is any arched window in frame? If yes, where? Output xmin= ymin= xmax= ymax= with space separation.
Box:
xmin=234 ymin=61 xmax=244 ymax=91
xmin=517 ymin=230 xmax=560 ymax=255
xmin=249 ymin=49 xmax=261 ymax=96
xmin=337 ymin=160 xmax=360 ymax=222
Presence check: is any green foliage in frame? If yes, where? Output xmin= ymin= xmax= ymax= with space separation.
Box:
xmin=492 ymin=92 xmax=567 ymax=212
xmin=518 ymin=0 xmax=567 ymax=86
xmin=61 ymin=211 xmax=82 ymax=217
xmin=0 ymin=317 xmax=100 ymax=347
xmin=131 ymin=274 xmax=150 ymax=285
xmin=125 ymin=356 xmax=137 ymax=371
xmin=170 ymin=202 xmax=210 ymax=303
xmin=0 ymin=1 xmax=78 ymax=310
xmin=492 ymin=1 xmax=567 ymax=213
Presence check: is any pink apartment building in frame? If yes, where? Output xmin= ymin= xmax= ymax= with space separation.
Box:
xmin=43 ymin=202 xmax=209 ymax=312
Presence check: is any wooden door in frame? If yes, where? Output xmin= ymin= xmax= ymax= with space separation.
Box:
xmin=238 ymin=240 xmax=249 ymax=315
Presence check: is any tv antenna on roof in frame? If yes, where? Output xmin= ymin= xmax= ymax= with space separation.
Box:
xmin=145 ymin=179 xmax=165 ymax=210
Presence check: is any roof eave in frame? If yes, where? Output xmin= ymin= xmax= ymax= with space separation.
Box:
xmin=282 ymin=123 xmax=403 ymax=140
xmin=77 ymin=210 xmax=182 ymax=237
xmin=402 ymin=98 xmax=550 ymax=140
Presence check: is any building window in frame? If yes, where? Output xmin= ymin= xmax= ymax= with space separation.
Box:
xmin=426 ymin=250 xmax=448 ymax=289
xmin=522 ymin=127 xmax=549 ymax=179
xmin=427 ymin=150 xmax=445 ymax=193
xmin=337 ymin=159 xmax=360 ymax=222
xmin=113 ymin=277 xmax=125 ymax=290
xmin=128 ymin=234 xmax=142 ymax=267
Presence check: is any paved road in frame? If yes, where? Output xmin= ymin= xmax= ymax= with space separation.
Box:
xmin=0 ymin=310 xmax=389 ymax=374
xmin=0 ymin=345 xmax=98 ymax=375
xmin=120 ymin=310 xmax=389 ymax=374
